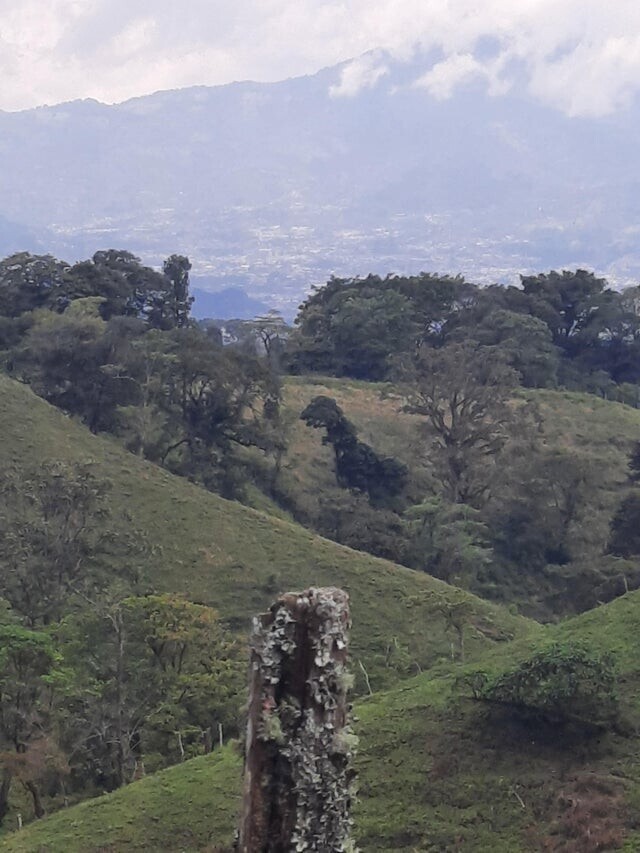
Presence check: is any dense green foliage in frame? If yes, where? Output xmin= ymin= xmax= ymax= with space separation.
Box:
xmin=9 ymin=590 xmax=640 ymax=852
xmin=0 ymin=250 xmax=192 ymax=328
xmin=403 ymin=342 xmax=523 ymax=506
xmin=0 ymin=251 xmax=280 ymax=499
xmin=469 ymin=641 xmax=619 ymax=729
xmin=288 ymin=269 xmax=640 ymax=393
xmin=300 ymin=395 xmax=407 ymax=507
xmin=0 ymin=459 xmax=243 ymax=820
xmin=3 ymin=249 xmax=640 ymax=848
xmin=609 ymin=491 xmax=640 ymax=557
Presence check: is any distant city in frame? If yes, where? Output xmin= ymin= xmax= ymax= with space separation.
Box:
xmin=2 ymin=52 xmax=640 ymax=319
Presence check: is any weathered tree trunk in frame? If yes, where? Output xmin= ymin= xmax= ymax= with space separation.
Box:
xmin=203 ymin=727 xmax=213 ymax=754
xmin=23 ymin=780 xmax=45 ymax=819
xmin=0 ymin=769 xmax=12 ymax=825
xmin=238 ymin=587 xmax=356 ymax=853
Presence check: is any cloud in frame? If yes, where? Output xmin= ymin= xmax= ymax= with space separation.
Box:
xmin=529 ymin=34 xmax=640 ymax=116
xmin=0 ymin=0 xmax=639 ymax=116
xmin=414 ymin=53 xmax=511 ymax=100
xmin=329 ymin=53 xmax=389 ymax=98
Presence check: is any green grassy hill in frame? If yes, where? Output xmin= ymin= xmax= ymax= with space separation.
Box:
xmin=354 ymin=590 xmax=640 ymax=851
xmin=0 ymin=749 xmax=241 ymax=852
xmin=280 ymin=378 xmax=640 ymax=559
xmin=0 ymin=374 xmax=533 ymax=691
xmin=4 ymin=373 xmax=640 ymax=850
xmin=276 ymin=379 xmax=640 ymax=617
xmin=5 ymin=590 xmax=640 ymax=852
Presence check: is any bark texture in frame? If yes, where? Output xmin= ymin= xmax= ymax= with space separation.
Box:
xmin=238 ymin=587 xmax=356 ymax=853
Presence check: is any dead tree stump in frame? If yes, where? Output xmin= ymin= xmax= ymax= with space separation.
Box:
xmin=238 ymin=587 xmax=357 ymax=852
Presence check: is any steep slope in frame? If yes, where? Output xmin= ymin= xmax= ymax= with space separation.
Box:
xmin=277 ymin=378 xmax=640 ymax=616
xmin=355 ymin=591 xmax=640 ymax=851
xmin=0 ymin=750 xmax=240 ymax=852
xmin=5 ymin=590 xmax=640 ymax=852
xmin=3 ymin=54 xmax=640 ymax=305
xmin=281 ymin=378 xmax=640 ymax=548
xmin=0 ymin=374 xmax=533 ymax=691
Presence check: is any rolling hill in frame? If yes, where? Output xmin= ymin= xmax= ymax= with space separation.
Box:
xmin=275 ymin=377 xmax=640 ymax=615
xmin=0 ymin=372 xmax=533 ymax=691
xmin=2 ymin=372 xmax=640 ymax=849
xmin=4 ymin=588 xmax=640 ymax=851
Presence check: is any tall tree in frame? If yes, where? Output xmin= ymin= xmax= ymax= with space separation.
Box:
xmin=405 ymin=497 xmax=492 ymax=586
xmin=59 ymin=593 xmax=242 ymax=789
xmin=64 ymin=250 xmax=169 ymax=321
xmin=115 ymin=329 xmax=178 ymax=457
xmin=240 ymin=310 xmax=289 ymax=371
xmin=300 ymin=395 xmax=407 ymax=507
xmin=149 ymin=254 xmax=193 ymax=330
xmin=520 ymin=268 xmax=611 ymax=353
xmin=0 ymin=253 xmax=70 ymax=318
xmin=404 ymin=343 xmax=521 ymax=506
xmin=288 ymin=276 xmax=417 ymax=379
xmin=158 ymin=327 xmax=277 ymax=495
xmin=14 ymin=303 xmax=143 ymax=433
xmin=0 ymin=462 xmax=138 ymax=627
xmin=0 ymin=611 xmax=65 ymax=824
xmin=452 ymin=302 xmax=560 ymax=388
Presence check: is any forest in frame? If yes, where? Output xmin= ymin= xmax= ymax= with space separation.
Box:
xmin=1 ymin=249 xmax=640 ymax=850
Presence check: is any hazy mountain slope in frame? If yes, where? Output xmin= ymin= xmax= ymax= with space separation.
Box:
xmin=5 ymin=589 xmax=640 ymax=852
xmin=0 ymin=374 xmax=533 ymax=690
xmin=1 ymin=55 xmax=640 ymax=308
xmin=0 ymin=215 xmax=46 ymax=256
xmin=190 ymin=285 xmax=271 ymax=320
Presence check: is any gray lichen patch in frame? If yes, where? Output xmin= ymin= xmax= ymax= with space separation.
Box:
xmin=238 ymin=587 xmax=357 ymax=853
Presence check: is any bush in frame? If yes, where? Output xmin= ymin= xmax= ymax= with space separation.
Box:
xmin=468 ymin=641 xmax=618 ymax=730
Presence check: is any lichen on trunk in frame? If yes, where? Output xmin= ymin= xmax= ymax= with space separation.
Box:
xmin=238 ymin=587 xmax=357 ymax=853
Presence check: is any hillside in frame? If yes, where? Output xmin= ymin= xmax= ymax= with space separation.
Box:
xmin=3 ymin=54 xmax=640 ymax=309
xmin=5 ymin=589 xmax=640 ymax=852
xmin=274 ymin=377 xmax=640 ymax=617
xmin=280 ymin=378 xmax=640 ymax=548
xmin=0 ymin=373 xmax=533 ymax=692
xmin=354 ymin=590 xmax=640 ymax=851
xmin=3 ymin=371 xmax=640 ymax=848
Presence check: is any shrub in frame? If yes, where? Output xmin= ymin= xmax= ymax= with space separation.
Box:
xmin=468 ymin=641 xmax=618 ymax=730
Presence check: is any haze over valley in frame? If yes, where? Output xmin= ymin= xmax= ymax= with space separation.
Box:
xmin=2 ymin=50 xmax=640 ymax=315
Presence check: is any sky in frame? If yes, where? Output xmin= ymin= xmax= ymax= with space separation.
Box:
xmin=1 ymin=0 xmax=640 ymax=116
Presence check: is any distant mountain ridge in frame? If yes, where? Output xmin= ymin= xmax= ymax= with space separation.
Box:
xmin=191 ymin=285 xmax=271 ymax=320
xmin=1 ymin=52 xmax=639 ymax=311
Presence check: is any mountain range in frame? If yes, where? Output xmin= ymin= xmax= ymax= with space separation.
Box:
xmin=1 ymin=50 xmax=639 ymax=315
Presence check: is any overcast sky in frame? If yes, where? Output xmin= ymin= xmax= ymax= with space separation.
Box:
xmin=1 ymin=0 xmax=640 ymax=116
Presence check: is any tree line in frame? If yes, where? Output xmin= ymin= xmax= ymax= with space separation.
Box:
xmin=2 ymin=251 xmax=640 ymax=822
xmin=287 ymin=269 xmax=640 ymax=399
xmin=285 ymin=269 xmax=640 ymax=617
xmin=2 ymin=252 xmax=639 ymax=616
xmin=0 ymin=250 xmax=284 ymax=499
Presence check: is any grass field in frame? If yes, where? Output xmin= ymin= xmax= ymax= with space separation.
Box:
xmin=3 ymin=373 xmax=640 ymax=850
xmin=0 ymin=374 xmax=534 ymax=693
xmin=279 ymin=379 xmax=640 ymax=564
xmin=4 ymin=590 xmax=640 ymax=852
